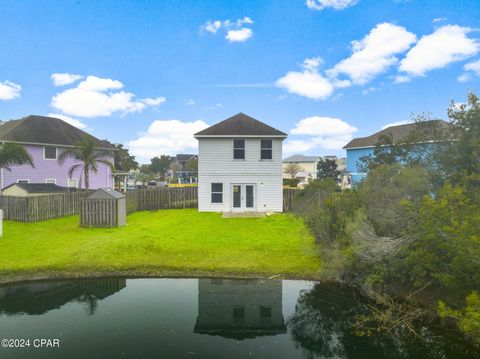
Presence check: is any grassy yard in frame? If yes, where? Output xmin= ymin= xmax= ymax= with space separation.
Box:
xmin=0 ymin=209 xmax=321 ymax=283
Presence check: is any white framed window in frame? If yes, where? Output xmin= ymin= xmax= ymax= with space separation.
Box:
xmin=260 ymin=139 xmax=272 ymax=160
xmin=44 ymin=146 xmax=57 ymax=160
xmin=211 ymin=183 xmax=223 ymax=203
xmin=67 ymin=178 xmax=78 ymax=188
xmin=45 ymin=179 xmax=56 ymax=184
xmin=17 ymin=179 xmax=30 ymax=184
xmin=233 ymin=139 xmax=245 ymax=160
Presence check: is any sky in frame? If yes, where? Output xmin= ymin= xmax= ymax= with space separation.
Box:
xmin=0 ymin=0 xmax=479 ymax=163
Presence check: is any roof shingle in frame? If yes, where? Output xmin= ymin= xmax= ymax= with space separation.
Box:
xmin=0 ymin=115 xmax=114 ymax=149
xmin=194 ymin=113 xmax=287 ymax=137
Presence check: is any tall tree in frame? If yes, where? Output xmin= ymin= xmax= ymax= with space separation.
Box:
xmin=150 ymin=155 xmax=175 ymax=178
xmin=184 ymin=158 xmax=198 ymax=172
xmin=0 ymin=143 xmax=34 ymax=171
xmin=317 ymin=158 xmax=341 ymax=182
xmin=112 ymin=144 xmax=138 ymax=172
xmin=58 ymin=137 xmax=114 ymax=190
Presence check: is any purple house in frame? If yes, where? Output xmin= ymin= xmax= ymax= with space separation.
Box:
xmin=0 ymin=115 xmax=115 ymax=190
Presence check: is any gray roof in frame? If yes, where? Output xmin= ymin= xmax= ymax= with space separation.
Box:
xmin=87 ymin=188 xmax=125 ymax=199
xmin=176 ymin=154 xmax=197 ymax=161
xmin=3 ymin=183 xmax=69 ymax=193
xmin=283 ymin=154 xmax=319 ymax=163
xmin=194 ymin=113 xmax=287 ymax=137
xmin=0 ymin=115 xmax=114 ymax=149
xmin=343 ymin=120 xmax=451 ymax=149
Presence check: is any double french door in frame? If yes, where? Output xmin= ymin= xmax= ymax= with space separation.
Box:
xmin=231 ymin=184 xmax=255 ymax=211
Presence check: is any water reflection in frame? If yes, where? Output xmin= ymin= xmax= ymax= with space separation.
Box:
xmin=194 ymin=278 xmax=287 ymax=339
xmin=0 ymin=278 xmax=126 ymax=316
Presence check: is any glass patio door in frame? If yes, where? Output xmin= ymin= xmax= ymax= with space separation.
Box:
xmin=232 ymin=184 xmax=255 ymax=211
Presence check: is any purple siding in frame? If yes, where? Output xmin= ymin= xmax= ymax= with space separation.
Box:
xmin=1 ymin=144 xmax=114 ymax=190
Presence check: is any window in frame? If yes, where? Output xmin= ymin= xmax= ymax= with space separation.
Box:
xmin=45 ymin=179 xmax=56 ymax=184
xmin=233 ymin=306 xmax=245 ymax=319
xmin=17 ymin=179 xmax=30 ymax=184
xmin=260 ymin=139 xmax=272 ymax=160
xmin=233 ymin=139 xmax=245 ymax=159
xmin=211 ymin=183 xmax=223 ymax=203
xmin=44 ymin=146 xmax=57 ymax=160
xmin=68 ymin=178 xmax=78 ymax=188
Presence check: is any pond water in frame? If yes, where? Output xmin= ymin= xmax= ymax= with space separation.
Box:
xmin=0 ymin=278 xmax=477 ymax=358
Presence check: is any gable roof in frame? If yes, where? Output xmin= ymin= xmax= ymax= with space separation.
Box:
xmin=283 ymin=154 xmax=319 ymax=163
xmin=194 ymin=113 xmax=287 ymax=137
xmin=87 ymin=188 xmax=125 ymax=199
xmin=0 ymin=115 xmax=114 ymax=149
xmin=343 ymin=120 xmax=452 ymax=149
xmin=176 ymin=154 xmax=197 ymax=161
xmin=3 ymin=183 xmax=69 ymax=193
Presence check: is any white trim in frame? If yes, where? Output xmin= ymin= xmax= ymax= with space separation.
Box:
xmin=45 ymin=178 xmax=56 ymax=184
xmin=17 ymin=179 xmax=30 ymax=183
xmin=67 ymin=178 xmax=78 ymax=188
xmin=43 ymin=145 xmax=57 ymax=160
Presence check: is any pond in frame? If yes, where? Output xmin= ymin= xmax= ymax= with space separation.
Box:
xmin=0 ymin=278 xmax=477 ymax=358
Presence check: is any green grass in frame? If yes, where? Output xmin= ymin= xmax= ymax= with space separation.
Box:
xmin=0 ymin=209 xmax=321 ymax=282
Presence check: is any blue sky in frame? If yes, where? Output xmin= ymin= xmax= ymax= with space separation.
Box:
xmin=0 ymin=0 xmax=479 ymax=163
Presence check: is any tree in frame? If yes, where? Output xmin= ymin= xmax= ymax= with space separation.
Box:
xmin=150 ymin=155 xmax=175 ymax=178
xmin=0 ymin=142 xmax=34 ymax=171
xmin=358 ymin=134 xmax=408 ymax=173
xmin=58 ymin=137 xmax=114 ymax=190
xmin=317 ymin=158 xmax=341 ymax=182
xmin=284 ymin=163 xmax=301 ymax=180
xmin=184 ymin=158 xmax=198 ymax=172
xmin=113 ymin=144 xmax=138 ymax=172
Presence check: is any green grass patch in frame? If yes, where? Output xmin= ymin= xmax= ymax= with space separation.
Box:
xmin=0 ymin=209 xmax=321 ymax=282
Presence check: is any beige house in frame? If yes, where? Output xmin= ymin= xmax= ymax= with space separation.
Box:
xmin=282 ymin=155 xmax=320 ymax=187
xmin=1 ymin=183 xmax=70 ymax=197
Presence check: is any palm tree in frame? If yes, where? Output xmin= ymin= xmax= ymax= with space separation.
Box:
xmin=0 ymin=142 xmax=34 ymax=171
xmin=58 ymin=137 xmax=114 ymax=191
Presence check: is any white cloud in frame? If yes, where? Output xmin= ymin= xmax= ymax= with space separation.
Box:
xmin=284 ymin=116 xmax=357 ymax=154
xmin=0 ymin=81 xmax=21 ymax=100
xmin=51 ymin=75 xmax=165 ymax=118
xmin=327 ymin=23 xmax=416 ymax=85
xmin=276 ymin=58 xmax=334 ymax=100
xmin=394 ymin=75 xmax=411 ymax=84
xmin=200 ymin=17 xmax=253 ymax=42
xmin=457 ymin=73 xmax=472 ymax=83
xmin=381 ymin=119 xmax=411 ymax=130
xmin=128 ymin=119 xmax=209 ymax=161
xmin=399 ymin=25 xmax=479 ymax=77
xmin=48 ymin=113 xmax=87 ymax=129
xmin=464 ymin=59 xmax=480 ymax=74
xmin=184 ymin=98 xmax=195 ymax=106
xmin=305 ymin=0 xmax=358 ymax=10
xmin=432 ymin=17 xmax=447 ymax=23
xmin=226 ymin=28 xmax=253 ymax=42
xmin=51 ymin=73 xmax=83 ymax=86
xmin=362 ymin=87 xmax=377 ymax=95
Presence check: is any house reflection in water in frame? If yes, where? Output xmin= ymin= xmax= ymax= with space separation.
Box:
xmin=194 ymin=278 xmax=287 ymax=339
xmin=0 ymin=278 xmax=126 ymax=315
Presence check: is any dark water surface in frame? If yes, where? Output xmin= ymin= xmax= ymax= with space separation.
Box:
xmin=0 ymin=278 xmax=477 ymax=358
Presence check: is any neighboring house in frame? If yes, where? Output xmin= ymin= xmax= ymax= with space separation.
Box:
xmin=282 ymin=155 xmax=319 ymax=187
xmin=2 ymin=183 xmax=72 ymax=197
xmin=175 ymin=154 xmax=198 ymax=183
xmin=0 ymin=115 xmax=115 ymax=190
xmin=194 ymin=113 xmax=287 ymax=212
xmin=343 ymin=120 xmax=451 ymax=184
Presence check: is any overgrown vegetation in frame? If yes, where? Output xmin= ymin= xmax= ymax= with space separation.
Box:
xmin=292 ymin=92 xmax=480 ymax=346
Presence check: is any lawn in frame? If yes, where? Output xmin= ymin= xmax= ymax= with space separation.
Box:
xmin=0 ymin=209 xmax=321 ymax=283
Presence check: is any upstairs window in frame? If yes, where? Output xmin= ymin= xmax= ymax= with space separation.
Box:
xmin=260 ymin=139 xmax=272 ymax=160
xmin=44 ymin=146 xmax=57 ymax=160
xmin=233 ymin=139 xmax=245 ymax=159
xmin=211 ymin=183 xmax=223 ymax=203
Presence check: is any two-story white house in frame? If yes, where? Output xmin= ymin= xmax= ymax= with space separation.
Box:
xmin=194 ymin=113 xmax=287 ymax=212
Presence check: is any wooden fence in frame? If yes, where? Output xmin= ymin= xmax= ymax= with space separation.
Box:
xmin=0 ymin=186 xmax=299 ymax=222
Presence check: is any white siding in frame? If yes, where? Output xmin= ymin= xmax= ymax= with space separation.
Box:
xmin=198 ymin=138 xmax=284 ymax=212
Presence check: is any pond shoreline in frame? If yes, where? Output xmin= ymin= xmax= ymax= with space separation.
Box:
xmin=0 ymin=269 xmax=325 ymax=286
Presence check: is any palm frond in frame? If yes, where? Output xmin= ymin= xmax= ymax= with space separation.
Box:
xmin=0 ymin=143 xmax=34 ymax=171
